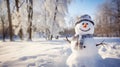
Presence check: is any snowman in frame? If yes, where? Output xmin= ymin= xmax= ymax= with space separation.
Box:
xmin=66 ymin=14 xmax=101 ymax=67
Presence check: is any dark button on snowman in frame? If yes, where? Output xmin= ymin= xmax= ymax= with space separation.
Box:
xmin=66 ymin=14 xmax=101 ymax=67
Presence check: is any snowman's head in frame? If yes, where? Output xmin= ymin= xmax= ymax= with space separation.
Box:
xmin=75 ymin=14 xmax=94 ymax=35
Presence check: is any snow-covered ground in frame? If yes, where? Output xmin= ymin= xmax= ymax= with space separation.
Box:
xmin=0 ymin=37 xmax=120 ymax=67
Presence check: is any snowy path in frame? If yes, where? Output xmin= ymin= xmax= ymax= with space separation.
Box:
xmin=0 ymin=38 xmax=120 ymax=67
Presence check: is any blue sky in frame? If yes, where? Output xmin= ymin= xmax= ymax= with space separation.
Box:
xmin=67 ymin=0 xmax=105 ymax=19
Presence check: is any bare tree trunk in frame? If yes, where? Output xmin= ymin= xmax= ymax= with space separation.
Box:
xmin=6 ymin=0 xmax=13 ymax=41
xmin=45 ymin=28 xmax=50 ymax=40
xmin=116 ymin=0 xmax=120 ymax=37
xmin=27 ymin=0 xmax=33 ymax=40
xmin=15 ymin=0 xmax=23 ymax=40
xmin=15 ymin=0 xmax=19 ymax=11
xmin=50 ymin=0 xmax=58 ymax=40
xmin=111 ymin=0 xmax=120 ymax=36
xmin=1 ymin=17 xmax=5 ymax=41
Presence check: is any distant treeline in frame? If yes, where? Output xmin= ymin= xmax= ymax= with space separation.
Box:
xmin=94 ymin=0 xmax=120 ymax=37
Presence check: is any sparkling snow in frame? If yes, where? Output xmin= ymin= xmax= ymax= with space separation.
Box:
xmin=0 ymin=37 xmax=120 ymax=67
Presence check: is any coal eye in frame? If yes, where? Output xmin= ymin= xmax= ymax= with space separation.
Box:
xmin=86 ymin=23 xmax=88 ymax=25
xmin=82 ymin=23 xmax=84 ymax=25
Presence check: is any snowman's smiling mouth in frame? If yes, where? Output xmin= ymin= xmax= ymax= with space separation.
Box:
xmin=80 ymin=28 xmax=90 ymax=32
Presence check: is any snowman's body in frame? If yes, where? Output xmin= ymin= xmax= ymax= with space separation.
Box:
xmin=66 ymin=15 xmax=101 ymax=67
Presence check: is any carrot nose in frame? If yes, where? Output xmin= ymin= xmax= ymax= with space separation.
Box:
xmin=83 ymin=23 xmax=87 ymax=28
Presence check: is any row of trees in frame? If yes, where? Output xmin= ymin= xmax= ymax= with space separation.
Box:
xmin=95 ymin=0 xmax=120 ymax=37
xmin=0 ymin=0 xmax=71 ymax=41
xmin=0 ymin=0 xmax=33 ymax=41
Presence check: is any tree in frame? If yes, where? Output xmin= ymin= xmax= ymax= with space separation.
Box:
xmin=0 ymin=0 xmax=6 ymax=41
xmin=14 ymin=0 xmax=23 ymax=40
xmin=6 ymin=0 xmax=13 ymax=41
xmin=0 ymin=16 xmax=5 ymax=41
xmin=31 ymin=0 xmax=71 ymax=40
xmin=42 ymin=0 xmax=71 ymax=40
xmin=49 ymin=0 xmax=59 ymax=40
xmin=112 ymin=0 xmax=120 ymax=36
xmin=27 ymin=0 xmax=33 ymax=40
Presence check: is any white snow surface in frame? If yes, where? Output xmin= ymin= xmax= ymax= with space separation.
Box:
xmin=0 ymin=37 xmax=120 ymax=67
